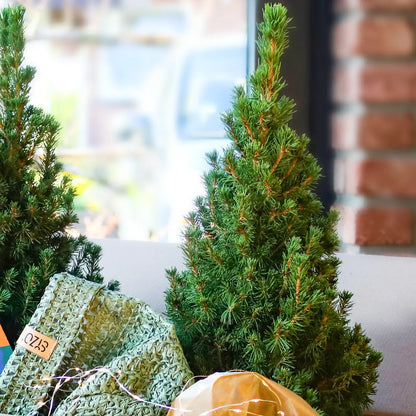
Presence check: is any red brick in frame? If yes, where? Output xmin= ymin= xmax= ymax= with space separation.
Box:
xmin=336 ymin=0 xmax=416 ymax=11
xmin=336 ymin=205 xmax=414 ymax=245
xmin=333 ymin=17 xmax=415 ymax=58
xmin=335 ymin=158 xmax=416 ymax=197
xmin=334 ymin=63 xmax=416 ymax=103
xmin=332 ymin=113 xmax=415 ymax=150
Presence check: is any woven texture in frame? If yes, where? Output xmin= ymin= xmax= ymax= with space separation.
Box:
xmin=0 ymin=273 xmax=193 ymax=415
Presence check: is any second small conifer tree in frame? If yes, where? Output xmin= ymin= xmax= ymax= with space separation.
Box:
xmin=0 ymin=6 xmax=105 ymax=345
xmin=165 ymin=4 xmax=382 ymax=416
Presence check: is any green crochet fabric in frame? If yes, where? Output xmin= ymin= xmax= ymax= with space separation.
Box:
xmin=0 ymin=273 xmax=193 ymax=415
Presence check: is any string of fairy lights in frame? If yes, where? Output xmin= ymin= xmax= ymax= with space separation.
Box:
xmin=26 ymin=367 xmax=287 ymax=416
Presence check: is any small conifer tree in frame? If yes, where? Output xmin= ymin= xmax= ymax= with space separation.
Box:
xmin=0 ymin=6 xmax=104 ymax=345
xmin=165 ymin=4 xmax=382 ymax=415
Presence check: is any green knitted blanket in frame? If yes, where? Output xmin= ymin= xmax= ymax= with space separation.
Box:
xmin=0 ymin=273 xmax=193 ymax=415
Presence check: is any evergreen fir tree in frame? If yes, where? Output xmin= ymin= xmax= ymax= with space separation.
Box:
xmin=0 ymin=6 xmax=104 ymax=345
xmin=165 ymin=4 xmax=382 ymax=416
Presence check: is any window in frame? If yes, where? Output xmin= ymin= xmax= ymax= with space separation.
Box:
xmin=10 ymin=0 xmax=247 ymax=242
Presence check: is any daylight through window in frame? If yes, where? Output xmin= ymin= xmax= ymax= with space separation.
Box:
xmin=7 ymin=0 xmax=247 ymax=241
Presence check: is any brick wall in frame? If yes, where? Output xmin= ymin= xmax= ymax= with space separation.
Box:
xmin=332 ymin=0 xmax=416 ymax=255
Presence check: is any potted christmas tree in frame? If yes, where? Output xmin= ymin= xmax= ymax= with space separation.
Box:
xmin=0 ymin=6 xmax=104 ymax=345
xmin=165 ymin=4 xmax=382 ymax=416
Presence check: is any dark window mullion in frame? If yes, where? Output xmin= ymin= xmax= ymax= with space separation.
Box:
xmin=247 ymin=0 xmax=334 ymax=209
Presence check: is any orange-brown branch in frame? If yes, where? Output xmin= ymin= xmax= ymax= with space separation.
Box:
xmin=266 ymin=39 xmax=277 ymax=100
xmin=270 ymin=147 xmax=288 ymax=175
xmin=266 ymin=57 xmax=275 ymax=100
xmin=295 ymin=279 xmax=301 ymax=304
xmin=207 ymin=245 xmax=222 ymax=265
xmin=278 ymin=176 xmax=313 ymax=197
xmin=306 ymin=240 xmax=313 ymax=255
xmin=286 ymin=253 xmax=293 ymax=269
xmin=259 ymin=113 xmax=268 ymax=145
xmin=296 ymin=265 xmax=302 ymax=304
xmin=253 ymin=150 xmax=260 ymax=168
xmin=274 ymin=325 xmax=282 ymax=340
xmin=225 ymin=164 xmax=242 ymax=184
xmin=237 ymin=228 xmax=248 ymax=241
xmin=281 ymin=159 xmax=297 ymax=183
xmin=269 ymin=206 xmax=291 ymax=220
xmin=230 ymin=126 xmax=240 ymax=145
xmin=242 ymin=115 xmax=254 ymax=141
xmin=264 ymin=181 xmax=272 ymax=199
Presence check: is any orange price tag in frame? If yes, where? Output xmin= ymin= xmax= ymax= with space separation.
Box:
xmin=0 ymin=324 xmax=10 ymax=348
xmin=16 ymin=326 xmax=57 ymax=360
